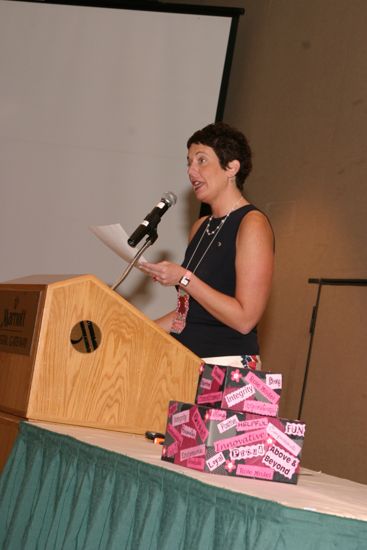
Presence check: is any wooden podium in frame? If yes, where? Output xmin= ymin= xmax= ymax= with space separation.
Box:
xmin=0 ymin=274 xmax=201 ymax=439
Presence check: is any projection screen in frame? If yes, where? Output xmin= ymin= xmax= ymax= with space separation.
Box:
xmin=0 ymin=0 xmax=243 ymax=318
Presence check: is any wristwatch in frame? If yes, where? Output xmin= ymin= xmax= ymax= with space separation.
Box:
xmin=179 ymin=270 xmax=192 ymax=287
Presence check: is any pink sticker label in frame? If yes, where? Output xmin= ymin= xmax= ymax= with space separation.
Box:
xmin=262 ymin=444 xmax=300 ymax=479
xmin=267 ymin=423 xmax=302 ymax=456
xmin=217 ymin=415 xmax=238 ymax=434
xmin=169 ymin=402 xmax=179 ymax=416
xmin=181 ymin=424 xmax=197 ymax=440
xmin=265 ymin=374 xmax=282 ymax=389
xmin=285 ymin=422 xmax=306 ymax=437
xmin=236 ymin=418 xmax=269 ymax=432
xmin=167 ymin=423 xmax=184 ymax=445
xmin=196 ymin=392 xmax=223 ymax=404
xmin=245 ymin=371 xmax=280 ymax=404
xmin=191 ymin=407 xmax=209 ymax=442
xmin=243 ymin=400 xmax=278 ymax=416
xmin=208 ymin=409 xmax=227 ymax=421
xmin=224 ymin=385 xmax=255 ymax=407
xmin=214 ymin=428 xmax=268 ymax=453
xmin=180 ymin=444 xmax=206 ymax=461
xmin=206 ymin=452 xmax=226 ymax=472
xmin=212 ymin=365 xmax=226 ymax=385
xmin=230 ymin=444 xmax=265 ymax=460
xmin=172 ymin=409 xmax=190 ymax=427
xmin=187 ymin=457 xmax=205 ymax=471
xmin=200 ymin=377 xmax=212 ymax=390
xmin=236 ymin=464 xmax=274 ymax=480
xmin=166 ymin=441 xmax=179 ymax=458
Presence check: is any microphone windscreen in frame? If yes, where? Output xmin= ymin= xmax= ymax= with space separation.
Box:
xmin=162 ymin=191 xmax=177 ymax=207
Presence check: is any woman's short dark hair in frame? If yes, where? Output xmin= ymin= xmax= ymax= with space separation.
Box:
xmin=187 ymin=122 xmax=252 ymax=191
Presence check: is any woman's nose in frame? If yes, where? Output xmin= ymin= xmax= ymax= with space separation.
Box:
xmin=187 ymin=162 xmax=198 ymax=177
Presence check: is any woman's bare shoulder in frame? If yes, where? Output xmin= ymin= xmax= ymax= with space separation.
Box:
xmin=238 ymin=209 xmax=274 ymax=249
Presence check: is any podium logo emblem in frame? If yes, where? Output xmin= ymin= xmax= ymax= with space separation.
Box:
xmin=70 ymin=320 xmax=102 ymax=353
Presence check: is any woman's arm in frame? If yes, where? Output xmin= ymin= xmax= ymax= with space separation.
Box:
xmin=154 ymin=310 xmax=176 ymax=332
xmin=140 ymin=215 xmax=208 ymax=333
xmin=140 ymin=211 xmax=274 ymax=333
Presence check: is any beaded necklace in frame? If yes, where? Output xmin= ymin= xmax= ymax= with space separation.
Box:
xmin=205 ymin=215 xmax=227 ymax=236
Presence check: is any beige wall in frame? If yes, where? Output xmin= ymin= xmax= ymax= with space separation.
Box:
xmin=173 ymin=0 xmax=367 ymax=418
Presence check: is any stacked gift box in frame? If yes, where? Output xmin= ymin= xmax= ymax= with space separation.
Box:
xmin=161 ymin=362 xmax=306 ymax=484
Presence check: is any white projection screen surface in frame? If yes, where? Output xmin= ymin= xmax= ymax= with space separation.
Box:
xmin=0 ymin=0 xmax=239 ymax=318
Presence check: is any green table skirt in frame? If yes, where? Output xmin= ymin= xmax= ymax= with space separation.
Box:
xmin=0 ymin=422 xmax=366 ymax=550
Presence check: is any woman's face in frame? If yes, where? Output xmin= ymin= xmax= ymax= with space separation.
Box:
xmin=187 ymin=143 xmax=229 ymax=203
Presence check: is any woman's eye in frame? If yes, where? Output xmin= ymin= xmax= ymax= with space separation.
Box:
xmin=187 ymin=156 xmax=207 ymax=168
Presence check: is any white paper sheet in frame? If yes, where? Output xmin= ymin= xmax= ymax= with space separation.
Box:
xmin=89 ymin=224 xmax=148 ymax=266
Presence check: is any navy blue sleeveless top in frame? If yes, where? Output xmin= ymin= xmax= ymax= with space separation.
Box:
xmin=170 ymin=204 xmax=260 ymax=357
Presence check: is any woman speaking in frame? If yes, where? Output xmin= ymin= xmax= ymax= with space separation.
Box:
xmin=140 ymin=122 xmax=274 ymax=370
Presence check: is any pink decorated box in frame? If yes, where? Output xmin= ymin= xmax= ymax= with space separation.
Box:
xmin=196 ymin=364 xmax=282 ymax=417
xmin=161 ymin=401 xmax=306 ymax=484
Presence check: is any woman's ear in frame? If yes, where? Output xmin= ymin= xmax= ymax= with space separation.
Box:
xmin=226 ymin=159 xmax=240 ymax=178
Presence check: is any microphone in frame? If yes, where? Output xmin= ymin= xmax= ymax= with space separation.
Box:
xmin=127 ymin=191 xmax=177 ymax=247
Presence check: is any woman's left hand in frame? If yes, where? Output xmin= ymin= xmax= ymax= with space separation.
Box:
xmin=139 ymin=261 xmax=185 ymax=286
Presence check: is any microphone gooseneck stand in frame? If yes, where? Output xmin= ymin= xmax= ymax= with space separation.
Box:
xmin=111 ymin=228 xmax=158 ymax=292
